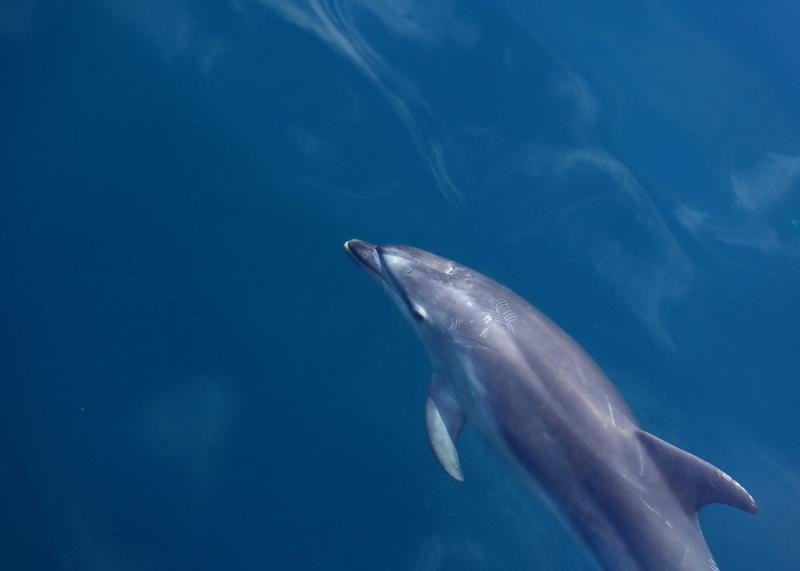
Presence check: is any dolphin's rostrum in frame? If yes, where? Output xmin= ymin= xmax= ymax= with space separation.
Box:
xmin=344 ymin=240 xmax=756 ymax=571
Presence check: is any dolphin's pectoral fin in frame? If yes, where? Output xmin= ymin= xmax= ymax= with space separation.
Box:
xmin=636 ymin=429 xmax=758 ymax=514
xmin=425 ymin=373 xmax=466 ymax=482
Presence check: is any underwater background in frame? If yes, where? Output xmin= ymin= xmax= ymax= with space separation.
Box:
xmin=2 ymin=1 xmax=799 ymax=569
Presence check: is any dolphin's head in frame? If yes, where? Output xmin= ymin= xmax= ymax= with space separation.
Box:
xmin=344 ymin=240 xmax=485 ymax=353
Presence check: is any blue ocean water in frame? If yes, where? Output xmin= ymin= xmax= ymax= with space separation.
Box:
xmin=2 ymin=1 xmax=799 ymax=569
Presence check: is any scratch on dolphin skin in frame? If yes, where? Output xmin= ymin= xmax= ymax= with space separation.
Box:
xmin=707 ymin=558 xmax=720 ymax=571
xmin=455 ymin=336 xmax=499 ymax=353
xmin=680 ymin=547 xmax=689 ymax=569
xmin=494 ymin=299 xmax=517 ymax=330
xmin=637 ymin=442 xmax=645 ymax=477
xmin=605 ymin=394 xmax=616 ymax=427
xmin=640 ymin=498 xmax=661 ymax=518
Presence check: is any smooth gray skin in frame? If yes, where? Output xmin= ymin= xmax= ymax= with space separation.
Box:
xmin=344 ymin=240 xmax=757 ymax=571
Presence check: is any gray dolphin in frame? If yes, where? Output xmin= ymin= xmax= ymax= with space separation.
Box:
xmin=344 ymin=240 xmax=757 ymax=571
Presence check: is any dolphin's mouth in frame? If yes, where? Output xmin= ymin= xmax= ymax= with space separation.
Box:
xmin=344 ymin=239 xmax=383 ymax=280
xmin=345 ymin=239 xmax=426 ymax=321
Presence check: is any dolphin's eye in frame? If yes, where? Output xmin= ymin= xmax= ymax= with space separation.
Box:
xmin=411 ymin=304 xmax=428 ymax=322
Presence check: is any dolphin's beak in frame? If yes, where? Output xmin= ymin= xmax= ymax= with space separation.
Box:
xmin=344 ymin=239 xmax=382 ymax=279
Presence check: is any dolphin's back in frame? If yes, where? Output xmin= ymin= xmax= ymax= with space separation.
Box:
xmin=455 ymin=273 xmax=756 ymax=571
xmin=466 ymin=274 xmax=636 ymax=430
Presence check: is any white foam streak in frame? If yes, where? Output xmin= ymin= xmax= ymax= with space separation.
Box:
xmin=732 ymin=153 xmax=800 ymax=213
xmin=541 ymin=149 xmax=694 ymax=347
xmin=257 ymin=0 xmax=469 ymax=204
xmin=676 ymin=152 xmax=800 ymax=258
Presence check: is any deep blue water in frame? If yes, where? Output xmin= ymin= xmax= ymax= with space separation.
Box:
xmin=3 ymin=1 xmax=799 ymax=569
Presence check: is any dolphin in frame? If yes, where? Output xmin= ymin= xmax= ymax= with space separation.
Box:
xmin=344 ymin=240 xmax=757 ymax=571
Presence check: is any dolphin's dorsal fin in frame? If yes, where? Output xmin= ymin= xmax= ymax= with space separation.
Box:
xmin=425 ymin=373 xmax=466 ymax=482
xmin=636 ymin=429 xmax=758 ymax=514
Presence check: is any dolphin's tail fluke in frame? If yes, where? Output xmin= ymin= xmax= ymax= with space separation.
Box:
xmin=636 ymin=429 xmax=758 ymax=515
